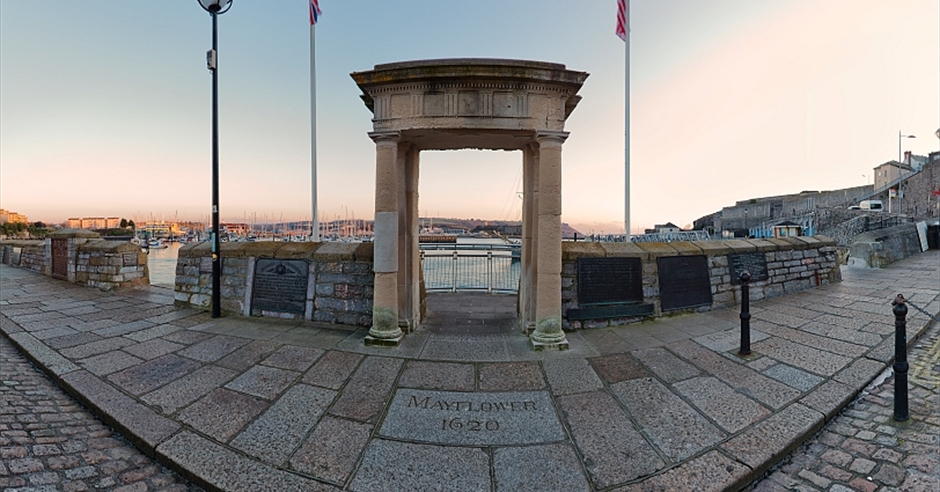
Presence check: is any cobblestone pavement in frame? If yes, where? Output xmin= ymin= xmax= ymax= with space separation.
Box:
xmin=1 ymin=335 xmax=200 ymax=492
xmin=749 ymin=320 xmax=940 ymax=492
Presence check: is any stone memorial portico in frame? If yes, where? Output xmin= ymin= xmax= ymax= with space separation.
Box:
xmin=352 ymin=58 xmax=587 ymax=350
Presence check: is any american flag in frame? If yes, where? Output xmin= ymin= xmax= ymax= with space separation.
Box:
xmin=615 ymin=0 xmax=627 ymax=41
xmin=310 ymin=0 xmax=322 ymax=25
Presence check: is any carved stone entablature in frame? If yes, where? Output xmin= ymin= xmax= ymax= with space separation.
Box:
xmin=351 ymin=59 xmax=588 ymax=151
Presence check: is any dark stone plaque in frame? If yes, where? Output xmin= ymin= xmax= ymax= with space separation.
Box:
xmin=251 ymin=258 xmax=309 ymax=315
xmin=577 ymin=257 xmax=643 ymax=305
xmin=658 ymin=256 xmax=712 ymax=311
xmin=728 ymin=252 xmax=769 ymax=285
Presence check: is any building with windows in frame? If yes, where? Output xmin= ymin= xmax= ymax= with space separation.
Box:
xmin=66 ymin=217 xmax=121 ymax=229
xmin=0 ymin=209 xmax=28 ymax=224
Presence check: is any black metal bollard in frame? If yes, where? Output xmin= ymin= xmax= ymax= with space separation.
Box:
xmin=892 ymin=294 xmax=909 ymax=421
xmin=739 ymin=271 xmax=751 ymax=355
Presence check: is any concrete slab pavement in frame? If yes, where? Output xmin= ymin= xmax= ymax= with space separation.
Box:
xmin=1 ymin=250 xmax=937 ymax=491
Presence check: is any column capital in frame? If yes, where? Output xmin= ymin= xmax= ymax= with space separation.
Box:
xmin=369 ymin=130 xmax=401 ymax=144
xmin=535 ymin=131 xmax=569 ymax=146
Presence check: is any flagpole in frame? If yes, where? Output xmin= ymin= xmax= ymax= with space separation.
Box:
xmin=623 ymin=0 xmax=631 ymax=238
xmin=310 ymin=16 xmax=320 ymax=241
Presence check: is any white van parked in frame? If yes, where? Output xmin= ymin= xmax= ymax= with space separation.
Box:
xmin=859 ymin=200 xmax=884 ymax=211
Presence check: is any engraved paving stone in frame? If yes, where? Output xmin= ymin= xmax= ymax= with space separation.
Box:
xmin=379 ymin=389 xmax=564 ymax=446
xmin=251 ymin=258 xmax=309 ymax=315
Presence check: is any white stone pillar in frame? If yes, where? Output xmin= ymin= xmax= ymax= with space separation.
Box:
xmin=530 ymin=131 xmax=569 ymax=350
xmin=366 ymin=131 xmax=404 ymax=345
xmin=520 ymin=144 xmax=539 ymax=334
xmin=398 ymin=144 xmax=421 ymax=333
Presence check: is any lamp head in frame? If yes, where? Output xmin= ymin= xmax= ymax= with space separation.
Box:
xmin=197 ymin=0 xmax=232 ymax=14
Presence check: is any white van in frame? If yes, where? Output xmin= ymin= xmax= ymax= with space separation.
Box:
xmin=859 ymin=200 xmax=884 ymax=211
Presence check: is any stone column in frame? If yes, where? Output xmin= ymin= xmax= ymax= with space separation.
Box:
xmin=520 ymin=144 xmax=539 ymax=334
xmin=398 ymin=144 xmax=421 ymax=333
xmin=366 ymin=131 xmax=404 ymax=346
xmin=530 ymin=131 xmax=569 ymax=350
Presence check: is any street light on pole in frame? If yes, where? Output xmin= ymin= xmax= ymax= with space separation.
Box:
xmin=898 ymin=131 xmax=916 ymax=215
xmin=196 ymin=0 xmax=233 ymax=318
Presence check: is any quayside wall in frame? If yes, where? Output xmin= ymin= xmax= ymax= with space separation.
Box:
xmin=0 ymin=229 xmax=148 ymax=291
xmin=172 ymin=236 xmax=841 ymax=331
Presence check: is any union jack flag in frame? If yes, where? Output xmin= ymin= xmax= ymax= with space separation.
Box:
xmin=310 ymin=0 xmax=322 ymax=25
xmin=616 ymin=0 xmax=627 ymax=41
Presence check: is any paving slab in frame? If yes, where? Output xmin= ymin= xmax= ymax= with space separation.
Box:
xmin=542 ymin=358 xmax=604 ymax=395
xmin=612 ymin=377 xmax=726 ymax=461
xmin=230 ymin=384 xmax=336 ymax=465
xmin=613 ymin=450 xmax=752 ymax=492
xmin=290 ymin=415 xmax=373 ymax=486
xmin=177 ymin=388 xmax=269 ymax=443
xmin=493 ymin=443 xmax=591 ymax=492
xmin=721 ymin=403 xmax=823 ymax=474
xmin=302 ymin=350 xmax=364 ymax=389
xmin=762 ymin=363 xmax=825 ymax=391
xmin=140 ymin=364 xmax=239 ymax=415
xmin=673 ymin=376 xmax=771 ymax=433
xmin=107 ymin=354 xmax=201 ymax=396
xmin=588 ymin=352 xmax=649 ymax=384
xmin=558 ymin=391 xmax=666 ymax=488
xmin=158 ymin=431 xmax=336 ymax=492
xmin=60 ymin=370 xmax=180 ymax=452
xmin=397 ymin=360 xmax=475 ymax=390
xmin=631 ymin=346 xmax=700 ymax=383
xmin=224 ymin=365 xmax=300 ymax=400
xmin=328 ymin=356 xmax=403 ymax=423
xmin=668 ymin=339 xmax=801 ymax=409
xmin=477 ymin=361 xmax=546 ymax=391
xmin=349 ymin=439 xmax=490 ymax=492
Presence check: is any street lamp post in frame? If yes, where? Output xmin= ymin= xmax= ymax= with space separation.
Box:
xmin=898 ymin=131 xmax=916 ymax=215
xmin=196 ymin=0 xmax=233 ymax=318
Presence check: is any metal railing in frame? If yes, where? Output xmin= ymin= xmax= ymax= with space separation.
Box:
xmin=420 ymin=243 xmax=520 ymax=293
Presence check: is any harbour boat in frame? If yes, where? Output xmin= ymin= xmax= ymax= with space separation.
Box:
xmin=148 ymin=239 xmax=168 ymax=249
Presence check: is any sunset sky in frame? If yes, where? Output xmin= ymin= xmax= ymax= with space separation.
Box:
xmin=1 ymin=0 xmax=938 ymax=234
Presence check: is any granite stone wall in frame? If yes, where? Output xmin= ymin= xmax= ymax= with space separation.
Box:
xmin=561 ymin=236 xmax=841 ymax=330
xmin=848 ymin=223 xmax=925 ymax=268
xmin=0 ymin=233 xmax=148 ymax=291
xmin=174 ymin=241 xmax=374 ymax=327
xmin=0 ymin=240 xmax=44 ymax=273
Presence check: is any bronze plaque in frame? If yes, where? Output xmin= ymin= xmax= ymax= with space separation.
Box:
xmin=251 ymin=258 xmax=309 ymax=315
xmin=658 ymin=256 xmax=712 ymax=311
xmin=728 ymin=252 xmax=769 ymax=285
xmin=577 ymin=257 xmax=643 ymax=305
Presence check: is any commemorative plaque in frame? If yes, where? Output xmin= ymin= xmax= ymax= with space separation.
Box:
xmin=250 ymin=258 xmax=309 ymax=315
xmin=379 ymin=389 xmax=564 ymax=446
xmin=728 ymin=252 xmax=769 ymax=285
xmin=658 ymin=255 xmax=712 ymax=311
xmin=577 ymin=257 xmax=643 ymax=305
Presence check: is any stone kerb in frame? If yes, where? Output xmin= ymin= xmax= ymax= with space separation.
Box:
xmin=561 ymin=236 xmax=840 ymax=330
xmin=175 ymin=241 xmax=375 ymax=327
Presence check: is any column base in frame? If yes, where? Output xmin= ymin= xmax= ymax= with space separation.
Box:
xmin=530 ymin=337 xmax=569 ymax=351
xmin=364 ymin=333 xmax=405 ymax=347
xmin=520 ymin=320 xmax=536 ymax=335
